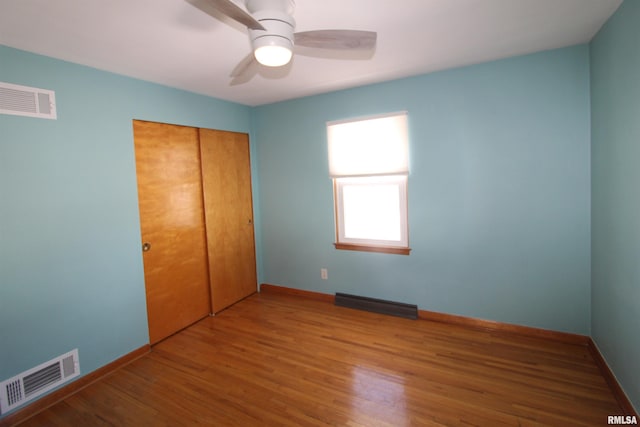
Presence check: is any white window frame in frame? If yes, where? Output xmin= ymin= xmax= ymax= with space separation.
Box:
xmin=334 ymin=175 xmax=409 ymax=250
xmin=328 ymin=112 xmax=410 ymax=255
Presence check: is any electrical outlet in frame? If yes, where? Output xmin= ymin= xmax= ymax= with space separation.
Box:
xmin=321 ymin=268 xmax=328 ymax=280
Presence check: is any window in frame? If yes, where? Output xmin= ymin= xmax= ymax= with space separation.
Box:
xmin=327 ymin=112 xmax=410 ymax=255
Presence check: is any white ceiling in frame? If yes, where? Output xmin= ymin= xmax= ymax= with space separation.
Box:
xmin=0 ymin=0 xmax=622 ymax=106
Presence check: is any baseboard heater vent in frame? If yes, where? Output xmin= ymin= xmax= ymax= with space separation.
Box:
xmin=0 ymin=349 xmax=80 ymax=414
xmin=335 ymin=293 xmax=418 ymax=319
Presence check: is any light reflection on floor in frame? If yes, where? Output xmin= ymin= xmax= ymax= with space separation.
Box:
xmin=349 ymin=365 xmax=409 ymax=426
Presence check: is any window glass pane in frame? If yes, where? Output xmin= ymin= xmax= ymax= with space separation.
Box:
xmin=343 ymin=182 xmax=402 ymax=241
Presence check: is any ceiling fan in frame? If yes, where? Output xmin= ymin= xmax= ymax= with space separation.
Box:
xmin=188 ymin=0 xmax=377 ymax=84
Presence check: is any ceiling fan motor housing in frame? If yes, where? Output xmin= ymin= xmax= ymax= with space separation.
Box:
xmin=246 ymin=0 xmax=295 ymax=53
xmin=248 ymin=9 xmax=295 ymax=66
xmin=245 ymin=0 xmax=294 ymax=15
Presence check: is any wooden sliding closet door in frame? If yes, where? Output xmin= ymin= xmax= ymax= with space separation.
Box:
xmin=199 ymin=129 xmax=257 ymax=313
xmin=133 ymin=120 xmax=210 ymax=344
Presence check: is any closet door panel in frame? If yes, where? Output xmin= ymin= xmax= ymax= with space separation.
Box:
xmin=199 ymin=129 xmax=257 ymax=313
xmin=133 ymin=120 xmax=211 ymax=344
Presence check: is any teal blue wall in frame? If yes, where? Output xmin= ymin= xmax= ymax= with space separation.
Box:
xmin=590 ymin=0 xmax=640 ymax=412
xmin=0 ymin=45 xmax=251 ymax=408
xmin=5 ymin=12 xmax=639 ymax=414
xmin=253 ymin=45 xmax=592 ymax=335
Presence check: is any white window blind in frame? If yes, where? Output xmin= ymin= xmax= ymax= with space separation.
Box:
xmin=327 ymin=112 xmax=409 ymax=177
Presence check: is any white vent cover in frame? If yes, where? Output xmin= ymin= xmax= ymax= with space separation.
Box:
xmin=0 ymin=81 xmax=57 ymax=120
xmin=0 ymin=349 xmax=79 ymax=414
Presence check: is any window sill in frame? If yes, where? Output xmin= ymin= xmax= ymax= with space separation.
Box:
xmin=334 ymin=243 xmax=411 ymax=255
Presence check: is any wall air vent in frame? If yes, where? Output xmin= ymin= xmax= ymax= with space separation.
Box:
xmin=0 ymin=81 xmax=57 ymax=119
xmin=0 ymin=349 xmax=79 ymax=414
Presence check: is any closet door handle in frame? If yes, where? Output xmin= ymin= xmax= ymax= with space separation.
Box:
xmin=142 ymin=242 xmax=151 ymax=252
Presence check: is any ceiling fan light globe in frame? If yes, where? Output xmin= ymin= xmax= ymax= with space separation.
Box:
xmin=253 ymin=39 xmax=293 ymax=67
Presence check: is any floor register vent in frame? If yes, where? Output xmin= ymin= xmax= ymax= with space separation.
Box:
xmin=0 ymin=349 xmax=80 ymax=414
xmin=335 ymin=293 xmax=418 ymax=319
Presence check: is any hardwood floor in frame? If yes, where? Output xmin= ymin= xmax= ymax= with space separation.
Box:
xmin=16 ymin=292 xmax=622 ymax=426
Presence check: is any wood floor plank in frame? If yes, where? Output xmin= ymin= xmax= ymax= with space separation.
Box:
xmin=15 ymin=292 xmax=623 ymax=426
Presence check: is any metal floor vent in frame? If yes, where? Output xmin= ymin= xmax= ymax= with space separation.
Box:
xmin=0 ymin=349 xmax=79 ymax=414
xmin=0 ymin=81 xmax=57 ymax=120
xmin=335 ymin=293 xmax=418 ymax=319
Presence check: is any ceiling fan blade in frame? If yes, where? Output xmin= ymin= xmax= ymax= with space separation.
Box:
xmin=187 ymin=0 xmax=265 ymax=30
xmin=294 ymin=30 xmax=377 ymax=50
xmin=230 ymin=52 xmax=259 ymax=85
